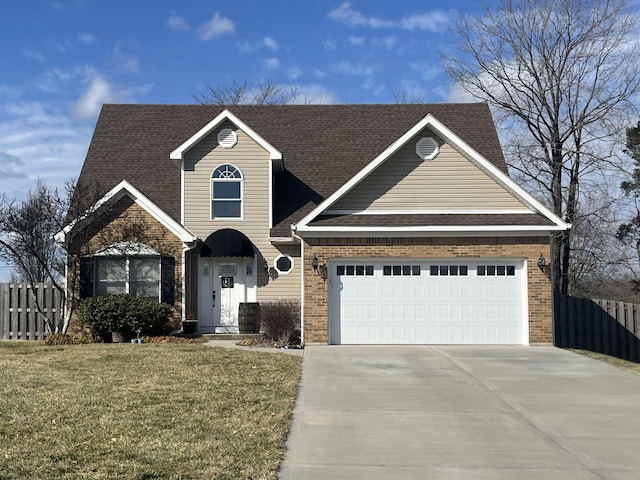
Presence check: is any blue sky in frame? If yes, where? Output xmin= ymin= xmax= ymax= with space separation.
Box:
xmin=0 ymin=0 xmax=487 ymax=278
xmin=0 ymin=1 xmax=488 ymax=197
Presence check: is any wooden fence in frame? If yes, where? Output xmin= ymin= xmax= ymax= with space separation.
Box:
xmin=554 ymin=293 xmax=640 ymax=362
xmin=0 ymin=283 xmax=62 ymax=340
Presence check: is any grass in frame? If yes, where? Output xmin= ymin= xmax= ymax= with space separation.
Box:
xmin=572 ymin=349 xmax=640 ymax=375
xmin=0 ymin=341 xmax=302 ymax=480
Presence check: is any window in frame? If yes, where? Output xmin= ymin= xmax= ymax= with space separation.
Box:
xmin=211 ymin=164 xmax=242 ymax=219
xmin=429 ymin=265 xmax=468 ymax=276
xmin=95 ymin=257 xmax=160 ymax=300
xmin=80 ymin=250 xmax=175 ymax=304
xmin=383 ymin=265 xmax=421 ymax=276
xmin=477 ymin=265 xmax=516 ymax=277
xmin=336 ymin=265 xmax=374 ymax=276
xmin=274 ymin=254 xmax=294 ymax=274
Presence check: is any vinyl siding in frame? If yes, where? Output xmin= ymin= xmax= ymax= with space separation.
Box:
xmin=331 ymin=130 xmax=528 ymax=213
xmin=183 ymin=122 xmax=301 ymax=300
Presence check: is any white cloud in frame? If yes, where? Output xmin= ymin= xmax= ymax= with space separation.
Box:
xmin=53 ymin=39 xmax=74 ymax=52
xmin=328 ymin=2 xmax=393 ymax=28
xmin=237 ymin=36 xmax=279 ymax=53
xmin=119 ymin=58 xmax=140 ymax=74
xmin=168 ymin=11 xmax=190 ymax=31
xmin=328 ymin=2 xmax=453 ymax=33
xmin=323 ymin=37 xmax=337 ymax=50
xmin=112 ymin=45 xmax=141 ymax=74
xmin=34 ymin=67 xmax=84 ymax=94
xmin=313 ymin=69 xmax=328 ymax=79
xmin=198 ymin=12 xmax=235 ymax=40
xmin=372 ymin=36 xmax=397 ymax=50
xmin=23 ymin=49 xmax=45 ymax=61
xmin=348 ymin=36 xmax=366 ymax=46
xmin=70 ymin=68 xmax=151 ymax=120
xmin=71 ymin=72 xmax=115 ymax=119
xmin=0 ymin=152 xmax=27 ymax=179
xmin=78 ymin=33 xmax=97 ymax=44
xmin=401 ymin=11 xmax=452 ymax=32
xmin=263 ymin=36 xmax=278 ymax=51
xmin=332 ymin=60 xmax=377 ymax=77
xmin=0 ymin=100 xmax=93 ymax=199
xmin=263 ymin=57 xmax=281 ymax=71
xmin=292 ymin=84 xmax=339 ymax=104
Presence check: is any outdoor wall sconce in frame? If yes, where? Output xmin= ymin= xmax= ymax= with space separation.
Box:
xmin=537 ymin=254 xmax=548 ymax=273
xmin=311 ymin=254 xmax=327 ymax=281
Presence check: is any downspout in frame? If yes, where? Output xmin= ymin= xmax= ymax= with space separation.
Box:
xmin=181 ymin=245 xmax=189 ymax=322
xmin=291 ymin=224 xmax=305 ymax=345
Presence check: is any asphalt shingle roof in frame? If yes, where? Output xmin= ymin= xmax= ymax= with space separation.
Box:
xmin=77 ymin=103 xmax=518 ymax=236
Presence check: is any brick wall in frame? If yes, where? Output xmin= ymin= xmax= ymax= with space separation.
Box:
xmin=303 ymin=236 xmax=552 ymax=344
xmin=68 ymin=196 xmax=185 ymax=326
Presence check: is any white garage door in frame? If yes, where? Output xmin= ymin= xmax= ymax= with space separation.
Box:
xmin=328 ymin=259 xmax=527 ymax=345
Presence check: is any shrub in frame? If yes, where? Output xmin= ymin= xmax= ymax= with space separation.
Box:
xmin=78 ymin=294 xmax=174 ymax=341
xmin=44 ymin=333 xmax=92 ymax=346
xmin=259 ymin=299 xmax=301 ymax=347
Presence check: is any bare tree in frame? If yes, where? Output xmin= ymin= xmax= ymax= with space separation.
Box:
xmin=194 ymin=78 xmax=306 ymax=105
xmin=0 ymin=181 xmax=71 ymax=333
xmin=443 ymin=0 xmax=640 ymax=294
xmin=0 ymin=183 xmax=60 ymax=285
xmin=392 ymin=86 xmax=428 ymax=104
xmin=0 ymin=179 xmax=167 ymax=334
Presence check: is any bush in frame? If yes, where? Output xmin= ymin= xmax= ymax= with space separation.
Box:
xmin=259 ymin=299 xmax=301 ymax=347
xmin=78 ymin=294 xmax=174 ymax=341
xmin=44 ymin=333 xmax=92 ymax=346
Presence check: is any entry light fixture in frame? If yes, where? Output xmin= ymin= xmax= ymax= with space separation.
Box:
xmin=311 ymin=254 xmax=327 ymax=281
xmin=537 ymin=254 xmax=547 ymax=272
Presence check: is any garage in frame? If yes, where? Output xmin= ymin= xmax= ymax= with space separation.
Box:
xmin=328 ymin=259 xmax=527 ymax=345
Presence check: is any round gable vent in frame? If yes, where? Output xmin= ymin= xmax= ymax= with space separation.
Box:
xmin=416 ymin=137 xmax=439 ymax=160
xmin=217 ymin=128 xmax=238 ymax=148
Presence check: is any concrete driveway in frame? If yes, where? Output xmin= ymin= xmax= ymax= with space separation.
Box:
xmin=279 ymin=346 xmax=640 ymax=479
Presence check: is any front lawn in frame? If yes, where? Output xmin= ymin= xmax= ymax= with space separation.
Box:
xmin=0 ymin=342 xmax=302 ymax=479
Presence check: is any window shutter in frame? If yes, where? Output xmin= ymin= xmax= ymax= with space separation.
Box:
xmin=161 ymin=256 xmax=175 ymax=305
xmin=79 ymin=257 xmax=94 ymax=299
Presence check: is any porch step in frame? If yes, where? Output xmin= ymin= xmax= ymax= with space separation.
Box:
xmin=201 ymin=333 xmax=265 ymax=341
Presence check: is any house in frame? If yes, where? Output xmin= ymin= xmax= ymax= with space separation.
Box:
xmin=62 ymin=103 xmax=569 ymax=345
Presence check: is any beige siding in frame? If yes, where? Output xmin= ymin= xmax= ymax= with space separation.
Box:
xmin=183 ymin=122 xmax=300 ymax=300
xmin=331 ymin=129 xmax=528 ymax=213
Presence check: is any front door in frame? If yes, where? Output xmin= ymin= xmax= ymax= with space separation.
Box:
xmin=198 ymin=257 xmax=256 ymax=333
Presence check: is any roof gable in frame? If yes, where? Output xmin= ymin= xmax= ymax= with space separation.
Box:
xmin=295 ymin=114 xmax=568 ymax=232
xmin=328 ymin=128 xmax=528 ymax=215
xmin=170 ymin=109 xmax=282 ymax=166
xmin=56 ymin=180 xmax=198 ymax=245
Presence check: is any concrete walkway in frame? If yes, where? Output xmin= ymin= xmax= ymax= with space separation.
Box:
xmin=279 ymin=346 xmax=640 ymax=479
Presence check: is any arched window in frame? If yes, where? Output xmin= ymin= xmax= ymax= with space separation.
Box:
xmin=211 ymin=164 xmax=242 ymax=219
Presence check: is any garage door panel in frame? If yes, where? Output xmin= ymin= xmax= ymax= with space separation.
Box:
xmin=329 ymin=259 xmax=526 ymax=345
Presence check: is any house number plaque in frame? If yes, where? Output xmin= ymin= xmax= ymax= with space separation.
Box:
xmin=221 ymin=277 xmax=234 ymax=288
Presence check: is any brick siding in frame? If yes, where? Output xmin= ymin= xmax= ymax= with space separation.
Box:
xmin=303 ymin=236 xmax=552 ymax=344
xmin=68 ymin=196 xmax=185 ymax=327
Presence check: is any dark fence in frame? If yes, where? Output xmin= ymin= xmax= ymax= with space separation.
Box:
xmin=0 ymin=283 xmax=62 ymax=340
xmin=554 ymin=293 xmax=640 ymax=362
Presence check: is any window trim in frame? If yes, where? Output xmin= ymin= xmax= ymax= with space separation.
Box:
xmin=95 ymin=255 xmax=161 ymax=301
xmin=80 ymin=251 xmax=175 ymax=305
xmin=211 ymin=164 xmax=243 ymax=221
xmin=274 ymin=254 xmax=294 ymax=275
